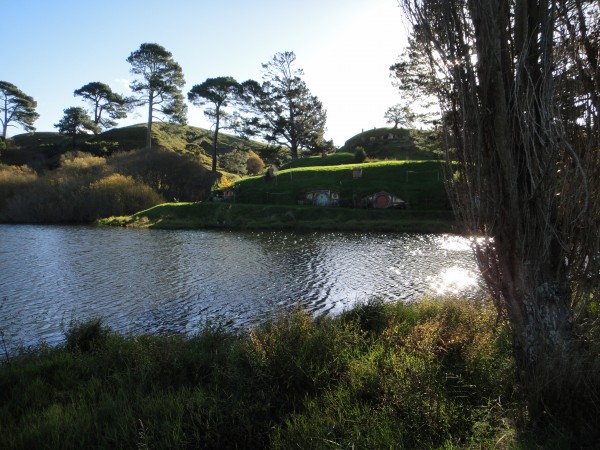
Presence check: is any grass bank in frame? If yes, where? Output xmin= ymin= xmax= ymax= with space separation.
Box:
xmin=100 ymin=201 xmax=457 ymax=233
xmin=1 ymin=298 xmax=528 ymax=449
xmin=100 ymin=159 xmax=456 ymax=232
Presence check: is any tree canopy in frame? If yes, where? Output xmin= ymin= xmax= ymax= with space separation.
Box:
xmin=384 ymin=104 xmax=416 ymax=129
xmin=188 ymin=77 xmax=240 ymax=172
xmin=54 ymin=106 xmax=100 ymax=147
xmin=74 ymin=82 xmax=130 ymax=132
xmin=389 ymin=38 xmax=441 ymax=128
xmin=237 ymin=51 xmax=328 ymax=160
xmin=127 ymin=43 xmax=187 ymax=149
xmin=0 ymin=81 xmax=39 ymax=140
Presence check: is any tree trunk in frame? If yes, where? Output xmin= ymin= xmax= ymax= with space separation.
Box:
xmin=146 ymin=91 xmax=153 ymax=150
xmin=212 ymin=106 xmax=220 ymax=172
xmin=2 ymin=96 xmax=7 ymax=140
xmin=289 ymin=102 xmax=298 ymax=160
xmin=398 ymin=0 xmax=600 ymax=434
xmin=502 ymin=260 xmax=576 ymax=421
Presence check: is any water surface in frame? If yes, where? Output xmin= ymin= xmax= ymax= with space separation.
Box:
xmin=0 ymin=225 xmax=483 ymax=351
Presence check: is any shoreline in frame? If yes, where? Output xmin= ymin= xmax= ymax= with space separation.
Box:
xmin=98 ymin=201 xmax=460 ymax=234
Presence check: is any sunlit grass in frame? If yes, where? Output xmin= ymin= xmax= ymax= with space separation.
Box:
xmin=99 ymin=201 xmax=457 ymax=233
xmin=233 ymin=160 xmax=450 ymax=212
xmin=0 ymin=297 xmax=526 ymax=449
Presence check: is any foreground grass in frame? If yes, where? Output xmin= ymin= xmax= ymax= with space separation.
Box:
xmin=0 ymin=298 xmax=528 ymax=449
xmin=100 ymin=201 xmax=457 ymax=233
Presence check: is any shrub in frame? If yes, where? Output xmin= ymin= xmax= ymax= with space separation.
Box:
xmin=354 ymin=146 xmax=367 ymax=163
xmin=213 ymin=174 xmax=234 ymax=191
xmin=86 ymin=174 xmax=163 ymax=219
xmin=109 ymin=148 xmax=218 ymax=202
xmin=0 ymin=300 xmax=524 ymax=449
xmin=80 ymin=141 xmax=120 ymax=156
xmin=246 ymin=150 xmax=265 ymax=175
xmin=340 ymin=298 xmax=388 ymax=335
xmin=1 ymin=154 xmax=164 ymax=223
xmin=0 ymin=164 xmax=37 ymax=210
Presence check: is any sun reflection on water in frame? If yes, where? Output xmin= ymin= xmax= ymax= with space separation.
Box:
xmin=429 ymin=266 xmax=480 ymax=296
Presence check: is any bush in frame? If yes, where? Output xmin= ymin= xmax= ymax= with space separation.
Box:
xmin=246 ymin=150 xmax=265 ymax=175
xmin=109 ymin=148 xmax=219 ymax=202
xmin=340 ymin=298 xmax=388 ymax=335
xmin=1 ymin=154 xmax=163 ymax=223
xmin=86 ymin=174 xmax=164 ymax=219
xmin=80 ymin=141 xmax=120 ymax=156
xmin=0 ymin=164 xmax=37 ymax=210
xmin=0 ymin=299 xmax=526 ymax=449
xmin=354 ymin=146 xmax=367 ymax=163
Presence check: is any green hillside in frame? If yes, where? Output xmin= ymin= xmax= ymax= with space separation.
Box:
xmin=3 ymin=124 xmax=454 ymax=230
xmin=233 ymin=160 xmax=449 ymax=211
xmin=95 ymin=123 xmax=270 ymax=158
xmin=340 ymin=127 xmax=441 ymax=160
xmin=3 ymin=125 xmax=443 ymax=173
xmin=1 ymin=123 xmax=273 ymax=171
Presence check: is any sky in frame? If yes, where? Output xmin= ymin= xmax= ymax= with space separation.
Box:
xmin=4 ymin=0 xmax=410 ymax=146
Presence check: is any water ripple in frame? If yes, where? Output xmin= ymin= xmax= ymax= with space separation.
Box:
xmin=0 ymin=226 xmax=483 ymax=352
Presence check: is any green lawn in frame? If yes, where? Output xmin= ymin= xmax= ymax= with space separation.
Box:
xmin=100 ymin=202 xmax=457 ymax=233
xmin=234 ymin=160 xmax=450 ymax=210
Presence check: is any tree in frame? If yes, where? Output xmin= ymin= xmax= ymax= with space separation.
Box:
xmin=188 ymin=77 xmax=240 ymax=172
xmin=384 ymin=104 xmax=416 ymax=128
xmin=238 ymin=51 xmax=328 ymax=160
xmin=389 ymin=38 xmax=442 ymax=128
xmin=74 ymin=82 xmax=130 ymax=132
xmin=219 ymin=147 xmax=248 ymax=176
xmin=55 ymin=106 xmax=100 ymax=148
xmin=0 ymin=81 xmax=39 ymax=141
xmin=126 ymin=43 xmax=187 ymax=149
xmin=398 ymin=0 xmax=600 ymax=432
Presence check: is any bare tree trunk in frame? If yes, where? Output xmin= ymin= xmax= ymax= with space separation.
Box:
xmin=146 ymin=91 xmax=153 ymax=150
xmin=2 ymin=96 xmax=8 ymax=141
xmin=212 ymin=107 xmax=220 ymax=173
xmin=399 ymin=0 xmax=600 ymax=431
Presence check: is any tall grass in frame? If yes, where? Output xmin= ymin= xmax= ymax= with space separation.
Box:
xmin=0 ymin=298 xmax=534 ymax=449
xmin=0 ymin=149 xmax=221 ymax=224
xmin=0 ymin=164 xmax=38 ymax=210
xmin=0 ymin=155 xmax=163 ymax=223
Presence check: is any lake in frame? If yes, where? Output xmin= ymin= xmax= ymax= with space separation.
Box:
xmin=0 ymin=225 xmax=484 ymax=352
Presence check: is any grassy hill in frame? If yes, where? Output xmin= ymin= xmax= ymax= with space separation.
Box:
xmin=280 ymin=152 xmax=357 ymax=170
xmin=3 ymin=124 xmax=455 ymax=230
xmin=340 ymin=127 xmax=442 ymax=160
xmin=3 ymin=125 xmax=443 ymax=172
xmin=233 ymin=160 xmax=449 ymax=211
xmin=94 ymin=123 xmax=271 ymax=158
xmin=1 ymin=123 xmax=273 ymax=171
